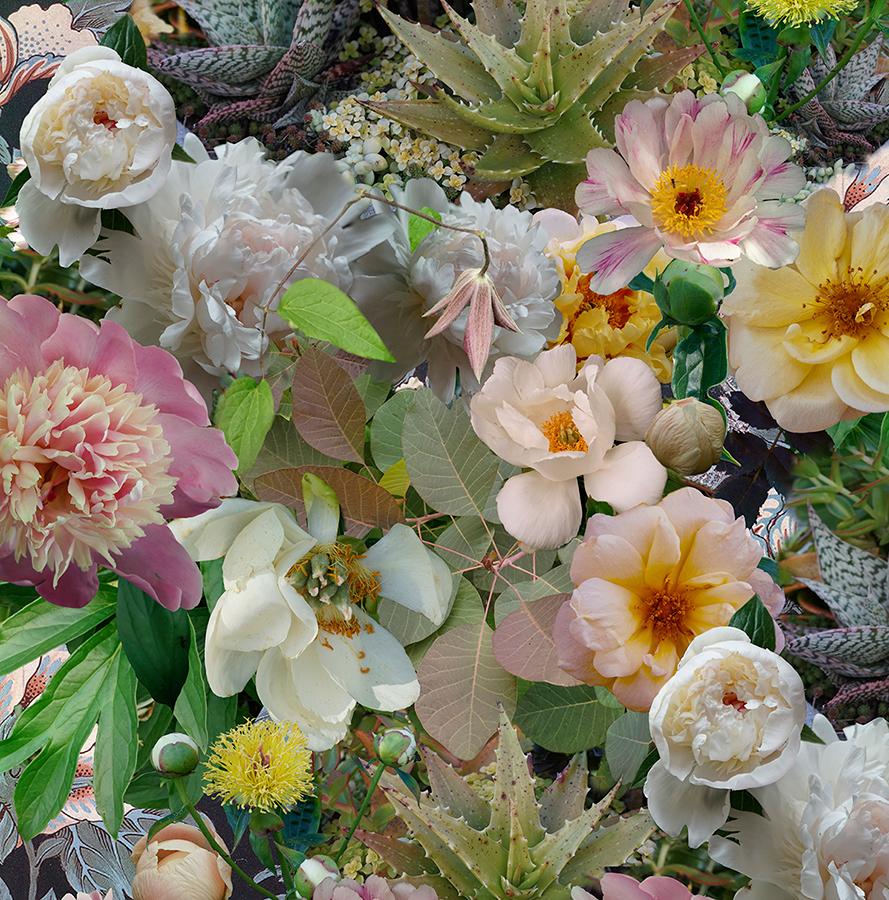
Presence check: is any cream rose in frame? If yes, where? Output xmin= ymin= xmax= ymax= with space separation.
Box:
xmin=17 ymin=46 xmax=176 ymax=266
xmin=644 ymin=627 xmax=806 ymax=848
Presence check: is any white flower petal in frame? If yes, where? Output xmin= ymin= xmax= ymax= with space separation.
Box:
xmin=16 ymin=182 xmax=101 ymax=267
xmin=584 ymin=442 xmax=667 ymax=512
xmin=496 ymin=472 xmax=582 ymax=550
xmin=597 ymin=357 xmax=664 ymax=441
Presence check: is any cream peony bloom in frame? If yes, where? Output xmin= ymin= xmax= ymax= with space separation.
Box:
xmin=469 ymin=345 xmax=666 ymax=550
xmin=554 ymin=488 xmax=785 ymax=710
xmin=710 ymin=715 xmax=889 ymax=900
xmin=170 ymin=496 xmax=451 ymax=750
xmin=645 ymin=627 xmax=806 ymax=848
xmin=723 ymin=189 xmax=889 ymax=432
xmin=17 ymin=46 xmax=176 ymax=266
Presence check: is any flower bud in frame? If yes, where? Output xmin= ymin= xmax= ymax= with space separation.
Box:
xmin=249 ymin=810 xmax=285 ymax=836
xmin=645 ymin=398 xmax=726 ymax=475
xmin=721 ymin=70 xmax=767 ymax=115
xmin=376 ymin=727 xmax=417 ymax=768
xmin=659 ymin=260 xmax=724 ymax=325
xmin=296 ymin=855 xmax=340 ymax=898
xmin=150 ymin=733 xmax=200 ymax=777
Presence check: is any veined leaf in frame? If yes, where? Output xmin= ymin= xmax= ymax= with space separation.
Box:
xmin=605 ymin=711 xmax=653 ymax=786
xmin=174 ymin=617 xmax=209 ymax=750
xmin=100 ymin=14 xmax=148 ymax=69
xmin=370 ymin=390 xmax=416 ymax=471
xmin=214 ymin=377 xmax=275 ymax=474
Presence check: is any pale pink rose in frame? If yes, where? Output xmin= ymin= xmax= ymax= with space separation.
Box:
xmin=130 ymin=822 xmax=233 ymax=900
xmin=0 ymin=294 xmax=237 ymax=609
xmin=553 ymin=487 xmax=785 ymax=710
xmin=575 ymin=91 xmax=805 ymax=293
xmin=61 ymin=892 xmax=113 ymax=900
xmin=573 ymin=873 xmax=698 ymax=900
xmin=469 ymin=345 xmax=666 ymax=549
xmin=315 ymin=876 xmax=439 ymax=900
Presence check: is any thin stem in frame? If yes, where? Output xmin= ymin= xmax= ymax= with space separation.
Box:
xmin=334 ymin=761 xmax=386 ymax=863
xmin=683 ymin=0 xmax=726 ymax=76
xmin=173 ymin=781 xmax=279 ymax=900
xmin=269 ymin=835 xmax=298 ymax=899
xmin=775 ymin=1 xmax=886 ymax=123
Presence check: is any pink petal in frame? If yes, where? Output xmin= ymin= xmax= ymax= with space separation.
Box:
xmin=88 ymin=318 xmax=138 ymax=388
xmin=110 ymin=524 xmax=202 ymax=610
xmin=0 ymin=298 xmax=46 ymax=381
xmin=576 ymin=149 xmax=645 ymax=217
xmin=575 ymin=226 xmax=662 ymax=295
xmin=39 ymin=311 xmax=99 ymax=371
xmin=0 ymin=553 xmax=99 ymax=608
xmin=132 ymin=342 xmax=210 ymax=424
xmin=601 ymin=873 xmax=653 ymax=900
xmin=739 ymin=200 xmax=804 ymax=268
xmin=615 ymin=101 xmax=667 ymax=191
xmin=464 ymin=286 xmax=494 ymax=380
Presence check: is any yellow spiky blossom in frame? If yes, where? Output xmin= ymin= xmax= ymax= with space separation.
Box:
xmin=744 ymin=0 xmax=857 ymax=25
xmin=533 ymin=210 xmax=675 ymax=382
xmin=203 ymin=720 xmax=313 ymax=812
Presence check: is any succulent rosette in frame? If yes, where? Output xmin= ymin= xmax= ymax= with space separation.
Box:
xmin=0 ymin=294 xmax=237 ymax=609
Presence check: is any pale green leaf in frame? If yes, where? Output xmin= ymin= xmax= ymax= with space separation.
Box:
xmin=173 ymin=618 xmax=209 ymax=750
xmin=214 ymin=377 xmax=275 ymax=474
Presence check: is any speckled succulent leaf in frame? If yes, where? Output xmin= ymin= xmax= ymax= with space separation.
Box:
xmin=260 ymin=0 xmax=300 ymax=46
xmin=292 ymin=0 xmax=333 ymax=45
xmin=808 ymin=505 xmax=889 ymax=624
xmin=786 ymin=625 xmax=889 ymax=677
xmin=374 ymin=712 xmax=650 ymax=900
xmin=562 ymin=811 xmax=656 ymax=882
xmin=173 ymin=0 xmax=262 ymax=45
xmin=799 ymin=578 xmax=889 ymax=629
xmin=150 ymin=45 xmax=285 ymax=87
xmin=570 ymin=0 xmax=634 ymax=42
xmin=473 ymin=0 xmax=523 ymax=44
xmin=474 ymin=133 xmax=544 ymax=179
xmin=835 ymin=37 xmax=884 ymax=101
xmin=524 ymin=104 xmax=608 ymax=164
xmin=363 ymin=99 xmax=492 ymax=149
xmin=828 ymin=100 xmax=889 ymax=129
xmin=826 ymin=677 xmax=889 ymax=711
xmin=624 ymin=44 xmax=706 ymax=90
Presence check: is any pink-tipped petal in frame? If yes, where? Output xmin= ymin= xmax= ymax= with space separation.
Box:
xmin=575 ymin=227 xmax=662 ymax=295
xmin=464 ymin=286 xmax=494 ymax=380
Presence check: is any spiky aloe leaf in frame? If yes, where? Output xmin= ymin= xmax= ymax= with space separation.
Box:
xmin=524 ymin=105 xmax=607 ymax=164
xmin=473 ymin=0 xmax=522 ymax=44
xmin=561 ymin=811 xmax=656 ymax=882
xmin=174 ymin=0 xmax=263 ymax=45
xmin=424 ymin=748 xmax=491 ymax=830
xmin=362 ymin=99 xmax=493 ymax=150
xmin=538 ymin=753 xmax=589 ymax=832
xmin=571 ymin=0 xmax=634 ymax=43
xmin=491 ymin=706 xmax=543 ymax=846
xmin=786 ymin=625 xmax=889 ymax=677
xmin=625 ymin=44 xmax=706 ymax=91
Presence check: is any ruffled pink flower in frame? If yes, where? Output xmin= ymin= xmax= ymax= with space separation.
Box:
xmin=575 ymin=91 xmax=805 ymax=294
xmin=572 ymin=874 xmax=698 ymax=900
xmin=0 ymin=294 xmax=237 ymax=609
xmin=314 ymin=877 xmax=439 ymax=900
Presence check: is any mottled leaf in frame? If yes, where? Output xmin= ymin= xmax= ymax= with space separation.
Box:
xmin=605 ymin=712 xmax=653 ymax=786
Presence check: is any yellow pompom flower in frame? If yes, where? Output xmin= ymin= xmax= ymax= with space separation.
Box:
xmin=744 ymin=0 xmax=856 ymax=25
xmin=203 ymin=720 xmax=313 ymax=812
xmin=533 ymin=210 xmax=674 ymax=382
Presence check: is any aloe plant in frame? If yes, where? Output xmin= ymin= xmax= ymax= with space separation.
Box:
xmin=150 ymin=0 xmax=359 ymax=128
xmin=785 ymin=508 xmax=889 ymax=714
xmin=358 ymin=710 xmax=654 ymax=900
xmin=369 ymin=0 xmax=691 ymax=206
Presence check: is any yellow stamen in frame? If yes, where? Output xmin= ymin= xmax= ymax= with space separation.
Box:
xmin=650 ymin=164 xmax=728 ymax=240
xmin=811 ymin=266 xmax=889 ymax=339
xmin=573 ymin=276 xmax=635 ymax=330
xmin=640 ymin=588 xmax=692 ymax=640
xmin=540 ymin=411 xmax=588 ymax=453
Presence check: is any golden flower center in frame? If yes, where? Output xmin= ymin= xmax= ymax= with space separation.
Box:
xmin=540 ymin=411 xmax=588 ymax=453
xmin=640 ymin=588 xmax=692 ymax=639
xmin=650 ymin=165 xmax=728 ymax=239
xmin=574 ymin=275 xmax=635 ymax=329
xmin=812 ymin=266 xmax=889 ymax=339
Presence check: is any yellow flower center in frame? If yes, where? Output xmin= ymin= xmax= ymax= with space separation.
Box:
xmin=810 ymin=266 xmax=889 ymax=339
xmin=640 ymin=587 xmax=692 ymax=640
xmin=650 ymin=165 xmax=728 ymax=240
xmin=573 ymin=275 xmax=635 ymax=329
xmin=540 ymin=411 xmax=588 ymax=453
xmin=744 ymin=0 xmax=857 ymax=26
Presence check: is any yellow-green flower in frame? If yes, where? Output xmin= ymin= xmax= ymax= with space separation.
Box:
xmin=203 ymin=720 xmax=313 ymax=812
xmin=745 ymin=0 xmax=857 ymax=25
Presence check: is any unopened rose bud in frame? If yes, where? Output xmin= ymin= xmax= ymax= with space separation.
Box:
xmin=659 ymin=260 xmax=724 ymax=325
xmin=150 ymin=733 xmax=200 ymax=777
xmin=376 ymin=727 xmax=417 ymax=767
xmin=296 ymin=855 xmax=340 ymax=898
xmin=645 ymin=398 xmax=726 ymax=475
xmin=721 ymin=70 xmax=767 ymax=115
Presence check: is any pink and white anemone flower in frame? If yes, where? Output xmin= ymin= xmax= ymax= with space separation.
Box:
xmin=575 ymin=91 xmax=806 ymax=294
xmin=0 ymin=294 xmax=237 ymax=609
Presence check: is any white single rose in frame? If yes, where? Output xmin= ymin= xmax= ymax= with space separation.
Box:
xmin=644 ymin=626 xmax=806 ymax=848
xmin=17 ymin=46 xmax=176 ymax=265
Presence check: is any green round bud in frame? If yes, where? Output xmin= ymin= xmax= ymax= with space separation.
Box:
xmin=295 ymin=855 xmax=340 ymax=898
xmin=249 ymin=810 xmax=285 ymax=836
xmin=721 ymin=70 xmax=767 ymax=115
xmin=150 ymin=733 xmax=200 ymax=778
xmin=660 ymin=260 xmax=724 ymax=325
xmin=376 ymin=727 xmax=417 ymax=768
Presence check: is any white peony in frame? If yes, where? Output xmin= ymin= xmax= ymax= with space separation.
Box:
xmin=170 ymin=495 xmax=452 ymax=750
xmin=78 ymin=136 xmax=392 ymax=390
xmin=644 ymin=627 xmax=806 ymax=848
xmin=710 ymin=715 xmax=889 ymax=900
xmin=17 ymin=46 xmax=176 ymax=266
xmin=353 ymin=179 xmax=561 ymax=399
xmin=468 ymin=344 xmax=666 ymax=549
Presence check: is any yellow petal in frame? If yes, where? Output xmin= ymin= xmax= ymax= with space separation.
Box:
xmin=795 ymin=190 xmax=847 ymax=285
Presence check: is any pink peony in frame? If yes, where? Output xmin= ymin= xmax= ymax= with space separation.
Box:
xmin=574 ymin=91 xmax=805 ymax=294
xmin=572 ymin=874 xmax=697 ymax=900
xmin=0 ymin=294 xmax=237 ymax=609
xmin=314 ymin=877 xmax=439 ymax=900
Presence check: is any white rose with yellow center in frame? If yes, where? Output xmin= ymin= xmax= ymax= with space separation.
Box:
xmin=17 ymin=46 xmax=176 ymax=266
xmin=645 ymin=626 xmax=806 ymax=848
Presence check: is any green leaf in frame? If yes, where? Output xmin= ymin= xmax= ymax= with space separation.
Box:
xmin=172 ymin=143 xmax=197 ymax=163
xmin=827 ymin=416 xmax=863 ymax=448
xmin=214 ymin=377 xmax=275 ymax=474
xmin=100 ymin=14 xmax=148 ymax=69
xmin=671 ymin=320 xmax=728 ymax=400
xmin=801 ymin=723 xmax=826 ymax=744
xmin=370 ymin=390 xmax=416 ymax=470
xmin=605 ymin=711 xmax=653 ymax=786
xmin=173 ymin=618 xmax=209 ymax=750
xmin=728 ymin=594 xmax=776 ymax=651
xmin=15 ymin=740 xmax=85 ymax=841
xmin=278 ymin=278 xmax=395 ymax=362
xmin=408 ymin=207 xmax=442 ymax=252
xmin=117 ymin=579 xmax=190 ymax=707
xmin=2 ymin=167 xmax=30 ymax=207
xmin=200 ymin=558 xmax=225 ymax=612
xmin=514 ymin=684 xmax=624 ymax=754
xmin=0 ymin=588 xmax=116 ymax=677
xmin=100 ymin=208 xmax=136 ymax=236
xmin=93 ymin=653 xmax=139 ymax=836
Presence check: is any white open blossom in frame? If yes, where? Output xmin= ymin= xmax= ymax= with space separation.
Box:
xmin=710 ymin=715 xmax=889 ymax=900
xmin=79 ymin=136 xmax=392 ymax=390
xmin=353 ymin=179 xmax=561 ymax=399
xmin=17 ymin=46 xmax=176 ymax=266
xmin=645 ymin=627 xmax=806 ymax=848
